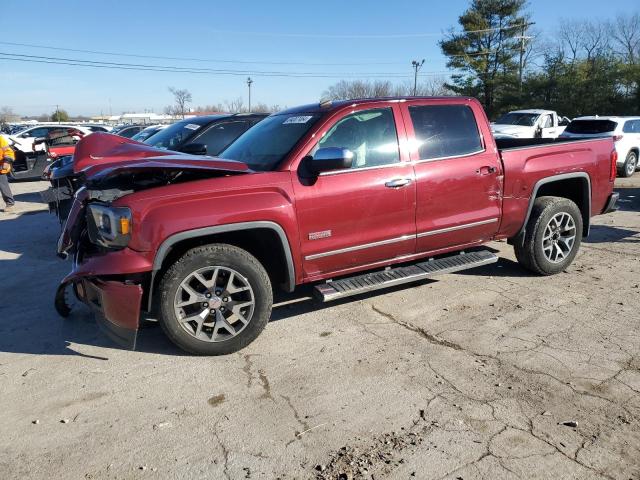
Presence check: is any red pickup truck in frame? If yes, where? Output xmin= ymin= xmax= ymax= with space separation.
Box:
xmin=55 ymin=97 xmax=619 ymax=355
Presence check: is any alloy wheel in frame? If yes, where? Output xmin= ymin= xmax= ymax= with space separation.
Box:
xmin=542 ymin=212 xmax=577 ymax=263
xmin=626 ymin=153 xmax=637 ymax=177
xmin=173 ymin=266 xmax=255 ymax=342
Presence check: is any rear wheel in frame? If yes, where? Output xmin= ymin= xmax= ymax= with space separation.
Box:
xmin=619 ymin=151 xmax=638 ymax=178
xmin=158 ymin=244 xmax=272 ymax=355
xmin=514 ymin=196 xmax=583 ymax=275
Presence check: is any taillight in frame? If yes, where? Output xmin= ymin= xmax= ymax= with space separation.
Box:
xmin=610 ymin=150 xmax=618 ymax=181
xmin=613 ymin=135 xmax=624 ymax=142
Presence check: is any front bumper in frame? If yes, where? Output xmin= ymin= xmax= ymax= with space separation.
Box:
xmin=80 ymin=278 xmax=142 ymax=349
xmin=56 ymin=274 xmax=144 ymax=350
xmin=55 ymin=247 xmax=153 ymax=350
xmin=602 ymin=192 xmax=620 ymax=214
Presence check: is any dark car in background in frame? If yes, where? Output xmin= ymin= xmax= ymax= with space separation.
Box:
xmin=112 ymin=124 xmax=145 ymax=138
xmin=43 ymin=113 xmax=268 ymax=222
xmin=144 ymin=113 xmax=267 ymax=156
xmin=131 ymin=124 xmax=167 ymax=143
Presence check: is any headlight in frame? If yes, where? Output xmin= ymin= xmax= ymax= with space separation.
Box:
xmin=86 ymin=204 xmax=132 ymax=249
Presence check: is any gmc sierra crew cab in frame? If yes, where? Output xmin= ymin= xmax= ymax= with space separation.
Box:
xmin=55 ymin=97 xmax=619 ymax=355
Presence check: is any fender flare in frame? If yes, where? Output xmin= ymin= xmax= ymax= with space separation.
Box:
xmin=147 ymin=221 xmax=296 ymax=311
xmin=517 ymin=172 xmax=591 ymax=239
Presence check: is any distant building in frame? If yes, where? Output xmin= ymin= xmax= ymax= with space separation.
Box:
xmin=91 ymin=113 xmax=175 ymax=125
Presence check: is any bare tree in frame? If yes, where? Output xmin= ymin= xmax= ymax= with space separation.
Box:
xmin=322 ymin=80 xmax=394 ymax=101
xmin=582 ymin=20 xmax=609 ymax=60
xmin=222 ymin=98 xmax=245 ymax=113
xmin=167 ymin=87 xmax=192 ymax=119
xmin=558 ymin=19 xmax=585 ymax=62
xmin=0 ymin=106 xmax=18 ymax=124
xmin=393 ymin=76 xmax=452 ymax=96
xmin=610 ymin=13 xmax=640 ymax=63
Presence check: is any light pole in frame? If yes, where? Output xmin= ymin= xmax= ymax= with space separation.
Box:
xmin=247 ymin=77 xmax=254 ymax=112
xmin=411 ymin=59 xmax=425 ymax=96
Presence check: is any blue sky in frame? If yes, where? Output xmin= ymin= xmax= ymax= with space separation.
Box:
xmin=1 ymin=0 xmax=638 ymax=116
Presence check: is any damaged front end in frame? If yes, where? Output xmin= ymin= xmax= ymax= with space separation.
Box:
xmin=55 ymin=187 xmax=147 ymax=349
xmin=55 ymin=155 xmax=251 ymax=350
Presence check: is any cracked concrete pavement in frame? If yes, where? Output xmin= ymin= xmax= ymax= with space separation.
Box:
xmin=0 ymin=179 xmax=639 ymax=479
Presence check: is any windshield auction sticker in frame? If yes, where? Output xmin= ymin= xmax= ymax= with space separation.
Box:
xmin=283 ymin=116 xmax=313 ymax=124
xmin=184 ymin=124 xmax=201 ymax=130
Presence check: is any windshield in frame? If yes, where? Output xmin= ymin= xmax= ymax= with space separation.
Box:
xmin=219 ymin=113 xmax=321 ymax=171
xmin=144 ymin=119 xmax=210 ymax=149
xmin=565 ymin=120 xmax=618 ymax=134
xmin=495 ymin=112 xmax=540 ymax=126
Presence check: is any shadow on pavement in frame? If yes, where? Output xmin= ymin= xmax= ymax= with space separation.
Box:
xmin=614 ymin=187 xmax=640 ymax=212
xmin=2 ymin=187 xmax=637 ymax=358
xmin=0 ymin=209 xmax=188 ymax=358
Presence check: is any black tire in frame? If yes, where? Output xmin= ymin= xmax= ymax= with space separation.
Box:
xmin=158 ymin=244 xmax=272 ymax=355
xmin=514 ymin=196 xmax=583 ymax=275
xmin=619 ymin=151 xmax=638 ymax=178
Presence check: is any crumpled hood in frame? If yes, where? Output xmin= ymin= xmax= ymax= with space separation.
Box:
xmin=73 ymin=132 xmax=183 ymax=173
xmin=83 ymin=155 xmax=251 ymax=186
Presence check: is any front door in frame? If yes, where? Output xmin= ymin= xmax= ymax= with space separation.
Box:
xmin=400 ymin=100 xmax=502 ymax=254
xmin=539 ymin=114 xmax=557 ymax=138
xmin=292 ymin=104 xmax=416 ymax=279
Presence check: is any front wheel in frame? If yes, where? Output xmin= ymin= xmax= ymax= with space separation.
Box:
xmin=158 ymin=244 xmax=272 ymax=355
xmin=619 ymin=151 xmax=637 ymax=178
xmin=514 ymin=196 xmax=583 ymax=275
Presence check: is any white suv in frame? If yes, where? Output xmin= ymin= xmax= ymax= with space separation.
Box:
xmin=560 ymin=116 xmax=640 ymax=177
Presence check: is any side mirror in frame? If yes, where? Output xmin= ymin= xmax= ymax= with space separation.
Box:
xmin=307 ymin=147 xmax=354 ymax=174
xmin=179 ymin=143 xmax=208 ymax=155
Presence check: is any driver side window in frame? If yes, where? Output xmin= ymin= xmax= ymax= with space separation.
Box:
xmin=540 ymin=115 xmax=553 ymax=129
xmin=315 ymin=108 xmax=400 ymax=169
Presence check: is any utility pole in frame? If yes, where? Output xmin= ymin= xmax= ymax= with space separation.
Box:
xmin=247 ymin=77 xmax=254 ymax=112
xmin=411 ymin=59 xmax=425 ymax=96
xmin=55 ymin=104 xmax=60 ymax=124
xmin=515 ymin=22 xmax=535 ymax=93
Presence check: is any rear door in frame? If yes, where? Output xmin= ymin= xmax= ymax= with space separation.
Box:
xmin=292 ymin=104 xmax=416 ymax=278
xmin=400 ymin=100 xmax=502 ymax=254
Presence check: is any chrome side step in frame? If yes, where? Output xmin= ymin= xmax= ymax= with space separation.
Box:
xmin=314 ymin=250 xmax=498 ymax=302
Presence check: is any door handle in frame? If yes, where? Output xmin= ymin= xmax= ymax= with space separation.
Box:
xmin=476 ymin=166 xmax=497 ymax=175
xmin=385 ymin=178 xmax=412 ymax=188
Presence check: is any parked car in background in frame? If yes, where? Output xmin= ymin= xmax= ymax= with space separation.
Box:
xmin=144 ymin=113 xmax=267 ymax=156
xmin=131 ymin=124 xmax=167 ymax=143
xmin=54 ymin=97 xmax=617 ymax=355
xmin=560 ymin=116 xmax=640 ymax=177
xmin=85 ymin=124 xmax=113 ymax=133
xmin=9 ymin=124 xmax=91 ymax=151
xmin=491 ymin=110 xmax=570 ymax=139
xmin=39 ymin=127 xmax=89 ymax=161
xmin=43 ymin=114 xmax=266 ymax=223
xmin=4 ymin=136 xmax=50 ymax=181
xmin=112 ymin=124 xmax=146 ymax=138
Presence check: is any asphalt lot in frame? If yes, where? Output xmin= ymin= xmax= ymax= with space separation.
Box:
xmin=0 ymin=178 xmax=639 ymax=480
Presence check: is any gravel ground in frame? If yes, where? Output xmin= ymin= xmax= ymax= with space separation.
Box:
xmin=0 ymin=178 xmax=639 ymax=480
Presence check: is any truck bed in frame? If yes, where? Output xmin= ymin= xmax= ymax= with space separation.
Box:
xmin=496 ymin=136 xmax=615 ymax=239
xmin=495 ymin=136 xmax=599 ymax=151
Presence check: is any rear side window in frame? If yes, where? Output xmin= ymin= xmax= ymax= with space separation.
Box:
xmin=623 ymin=120 xmax=640 ymax=133
xmin=408 ymin=105 xmax=482 ymax=160
xmin=565 ymin=120 xmax=617 ymax=134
